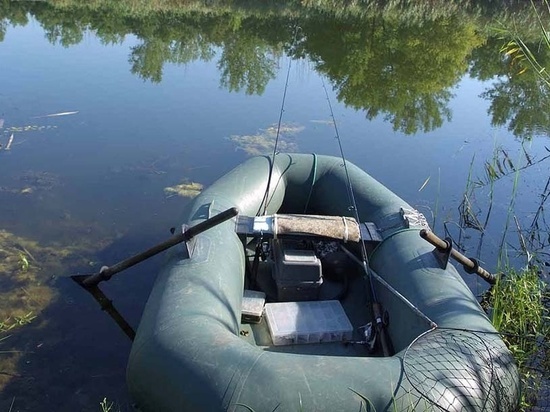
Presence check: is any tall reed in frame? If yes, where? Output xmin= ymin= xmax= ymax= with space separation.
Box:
xmin=499 ymin=0 xmax=550 ymax=87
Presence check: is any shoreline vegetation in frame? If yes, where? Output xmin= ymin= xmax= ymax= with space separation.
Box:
xmin=488 ymin=2 xmax=550 ymax=409
xmin=10 ymin=0 xmax=548 ymax=20
xmin=488 ymin=267 xmax=550 ymax=410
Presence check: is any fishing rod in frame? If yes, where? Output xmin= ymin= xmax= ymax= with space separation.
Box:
xmin=250 ymin=27 xmax=301 ymax=288
xmin=321 ymin=78 xmax=394 ymax=357
xmin=260 ymin=26 xmax=301 ymax=216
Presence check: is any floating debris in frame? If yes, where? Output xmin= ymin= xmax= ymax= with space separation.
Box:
xmin=310 ymin=119 xmax=334 ymax=126
xmin=164 ymin=181 xmax=203 ymax=198
xmin=5 ymin=133 xmax=14 ymax=150
xmin=418 ymin=176 xmax=430 ymax=192
xmin=32 ymin=111 xmax=79 ymax=118
xmin=2 ymin=125 xmax=57 ymax=134
xmin=229 ymin=123 xmax=304 ymax=156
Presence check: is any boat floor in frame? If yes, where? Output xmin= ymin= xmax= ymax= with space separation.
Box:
xmin=239 ymin=260 xmax=377 ymax=357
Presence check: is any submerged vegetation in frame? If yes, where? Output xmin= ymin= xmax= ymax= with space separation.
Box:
xmin=0 ymin=229 xmax=58 ymax=391
xmin=229 ymin=123 xmax=303 ymax=155
xmin=0 ymin=230 xmax=57 ymax=324
xmin=0 ymin=224 xmax=115 ymax=403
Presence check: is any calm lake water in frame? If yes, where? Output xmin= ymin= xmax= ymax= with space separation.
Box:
xmin=0 ymin=2 xmax=549 ymax=411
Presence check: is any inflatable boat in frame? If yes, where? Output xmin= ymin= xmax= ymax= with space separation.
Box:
xmin=127 ymin=153 xmax=519 ymax=411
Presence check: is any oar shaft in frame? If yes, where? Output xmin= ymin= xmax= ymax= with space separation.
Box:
xmin=420 ymin=229 xmax=496 ymax=285
xmin=83 ymin=207 xmax=239 ymax=286
xmin=88 ymin=285 xmax=136 ymax=340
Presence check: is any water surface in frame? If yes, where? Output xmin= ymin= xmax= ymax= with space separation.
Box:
xmin=0 ymin=2 xmax=549 ymax=410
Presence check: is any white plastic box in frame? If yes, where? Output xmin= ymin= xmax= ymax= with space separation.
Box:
xmin=264 ymin=300 xmax=353 ymax=346
xmin=241 ymin=290 xmax=266 ymax=323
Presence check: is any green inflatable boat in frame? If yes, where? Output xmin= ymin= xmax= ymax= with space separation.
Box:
xmin=127 ymin=153 xmax=519 ymax=411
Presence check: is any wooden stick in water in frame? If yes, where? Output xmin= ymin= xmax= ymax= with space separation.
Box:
xmin=5 ymin=134 xmax=14 ymax=150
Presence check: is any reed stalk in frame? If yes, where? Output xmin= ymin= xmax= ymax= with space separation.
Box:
xmin=499 ymin=0 xmax=550 ymax=87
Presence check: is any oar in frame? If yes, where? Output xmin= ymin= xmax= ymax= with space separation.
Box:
xmin=80 ymin=283 xmax=137 ymax=341
xmin=419 ymin=229 xmax=497 ymax=285
xmin=72 ymin=207 xmax=239 ymax=288
xmin=71 ymin=207 xmax=239 ymax=341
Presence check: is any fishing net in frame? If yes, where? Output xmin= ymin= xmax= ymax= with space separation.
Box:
xmin=398 ymin=328 xmax=519 ymax=411
xmin=396 ymin=327 xmax=550 ymax=411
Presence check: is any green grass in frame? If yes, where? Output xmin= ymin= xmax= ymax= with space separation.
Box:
xmin=487 ymin=266 xmax=550 ymax=410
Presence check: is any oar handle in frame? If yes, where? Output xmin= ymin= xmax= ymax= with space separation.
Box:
xmin=419 ymin=229 xmax=497 ymax=285
xmin=82 ymin=207 xmax=239 ymax=286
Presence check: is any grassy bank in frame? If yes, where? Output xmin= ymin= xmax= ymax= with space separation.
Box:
xmin=486 ymin=266 xmax=550 ymax=410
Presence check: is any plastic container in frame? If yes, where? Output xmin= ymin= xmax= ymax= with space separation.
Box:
xmin=241 ymin=290 xmax=266 ymax=323
xmin=272 ymin=240 xmax=322 ymax=282
xmin=264 ymin=300 xmax=353 ymax=346
xmin=272 ymin=240 xmax=323 ymax=301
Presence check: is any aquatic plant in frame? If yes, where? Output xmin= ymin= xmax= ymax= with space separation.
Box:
xmin=229 ymin=123 xmax=303 ymax=155
xmin=0 ymin=225 xmax=115 ymax=394
xmin=0 ymin=313 xmax=36 ymax=333
xmin=164 ymin=181 xmax=203 ymax=198
xmin=440 ymin=139 xmax=550 ymax=409
xmin=99 ymin=397 xmax=119 ymax=412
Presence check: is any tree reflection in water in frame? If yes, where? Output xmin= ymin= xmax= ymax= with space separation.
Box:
xmin=0 ymin=0 xmax=548 ymax=137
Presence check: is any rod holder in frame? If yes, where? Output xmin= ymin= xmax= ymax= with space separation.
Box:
xmin=420 ymin=229 xmax=497 ymax=285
